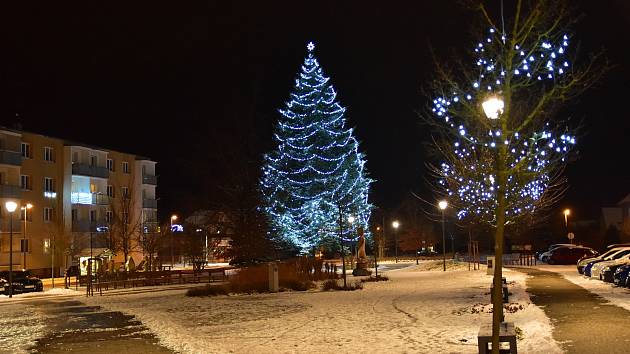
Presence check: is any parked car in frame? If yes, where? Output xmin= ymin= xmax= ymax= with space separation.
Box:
xmin=583 ymin=248 xmax=630 ymax=277
xmin=601 ymin=262 xmax=630 ymax=283
xmin=546 ymin=246 xmax=598 ymax=265
xmin=583 ymin=261 xmax=597 ymax=277
xmin=0 ymin=271 xmax=44 ymax=295
xmin=577 ymin=247 xmax=630 ymax=274
xmin=591 ymin=253 xmax=630 ymax=280
xmin=539 ymin=243 xmax=575 ymax=262
xmin=613 ymin=264 xmax=630 ymax=287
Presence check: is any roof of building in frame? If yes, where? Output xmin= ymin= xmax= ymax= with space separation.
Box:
xmin=0 ymin=125 xmax=154 ymax=162
xmin=601 ymin=207 xmax=623 ymax=229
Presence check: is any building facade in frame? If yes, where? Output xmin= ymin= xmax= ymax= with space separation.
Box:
xmin=0 ymin=127 xmax=157 ymax=276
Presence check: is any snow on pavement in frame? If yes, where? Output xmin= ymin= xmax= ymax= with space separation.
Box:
xmin=83 ymin=264 xmax=562 ymax=353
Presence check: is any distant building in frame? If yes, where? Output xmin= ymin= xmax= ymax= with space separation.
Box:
xmin=185 ymin=210 xmax=232 ymax=262
xmin=0 ymin=127 xmax=157 ymax=276
xmin=617 ymin=193 xmax=630 ymax=240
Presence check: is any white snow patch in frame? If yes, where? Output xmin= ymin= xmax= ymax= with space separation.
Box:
xmin=83 ymin=265 xmax=561 ymax=353
xmin=0 ymin=304 xmax=49 ymax=354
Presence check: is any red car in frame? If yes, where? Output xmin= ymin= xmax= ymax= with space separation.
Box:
xmin=547 ymin=246 xmax=598 ymax=265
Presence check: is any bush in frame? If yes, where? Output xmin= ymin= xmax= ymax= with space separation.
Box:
xmin=360 ymin=275 xmax=389 ymax=283
xmin=186 ymin=285 xmax=229 ymax=297
xmin=321 ymin=279 xmax=363 ymax=291
xmin=280 ymin=279 xmax=316 ymax=292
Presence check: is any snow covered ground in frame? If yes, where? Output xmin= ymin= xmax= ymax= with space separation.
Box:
xmin=0 ymin=288 xmax=78 ymax=353
xmin=536 ymin=264 xmax=630 ymax=312
xmin=82 ymin=262 xmax=561 ymax=353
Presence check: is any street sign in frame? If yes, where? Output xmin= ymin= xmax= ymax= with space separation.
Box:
xmin=567 ymin=232 xmax=575 ymax=240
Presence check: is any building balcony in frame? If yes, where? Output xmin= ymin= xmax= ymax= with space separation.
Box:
xmin=0 ymin=184 xmax=22 ymax=199
xmin=72 ymin=163 xmax=109 ymax=179
xmin=71 ymin=192 xmax=110 ymax=205
xmin=142 ymin=173 xmax=157 ymax=185
xmin=71 ymin=219 xmax=108 ymax=233
xmin=143 ymin=198 xmax=158 ymax=209
xmin=0 ymin=150 xmax=22 ymax=166
xmin=142 ymin=221 xmax=159 ymax=233
xmin=93 ymin=194 xmax=110 ymax=205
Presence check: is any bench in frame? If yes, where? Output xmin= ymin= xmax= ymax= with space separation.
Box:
xmin=491 ymin=284 xmax=509 ymax=303
xmin=478 ymin=322 xmax=517 ymax=353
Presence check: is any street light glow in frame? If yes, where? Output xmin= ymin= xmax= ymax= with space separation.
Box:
xmin=171 ymin=215 xmax=178 ymax=221
xmin=482 ymin=96 xmax=504 ymax=119
xmin=438 ymin=200 xmax=448 ymax=210
xmin=5 ymin=201 xmax=17 ymax=213
xmin=347 ymin=216 xmax=355 ymax=224
xmin=392 ymin=221 xmax=400 ymax=229
xmin=563 ymin=209 xmax=571 ymax=216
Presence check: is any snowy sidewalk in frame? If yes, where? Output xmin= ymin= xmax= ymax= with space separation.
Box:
xmin=514 ymin=267 xmax=630 ymax=354
xmin=82 ymin=264 xmax=560 ymax=353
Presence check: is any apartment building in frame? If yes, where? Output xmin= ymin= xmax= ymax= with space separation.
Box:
xmin=0 ymin=127 xmax=157 ymax=277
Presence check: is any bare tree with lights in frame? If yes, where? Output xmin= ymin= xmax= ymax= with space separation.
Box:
xmin=425 ymin=1 xmax=605 ymax=351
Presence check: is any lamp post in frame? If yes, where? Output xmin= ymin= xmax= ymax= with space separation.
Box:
xmin=338 ymin=205 xmax=346 ymax=288
xmin=5 ymin=201 xmax=18 ymax=298
xmin=170 ymin=215 xmax=177 ymax=268
xmin=348 ymin=216 xmax=355 ymax=258
xmin=438 ymin=200 xmax=448 ymax=272
xmin=483 ymin=95 xmax=506 ymax=351
xmin=374 ymin=226 xmax=381 ymax=278
xmin=563 ymin=209 xmax=571 ymax=244
xmin=21 ymin=203 xmax=33 ymax=271
xmin=392 ymin=221 xmax=400 ymax=263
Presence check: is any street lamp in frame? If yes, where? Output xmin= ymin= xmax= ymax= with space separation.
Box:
xmin=438 ymin=200 xmax=448 ymax=272
xmin=392 ymin=220 xmax=400 ymax=263
xmin=21 ymin=203 xmax=33 ymax=271
xmin=170 ymin=215 xmax=177 ymax=269
xmin=5 ymin=201 xmax=18 ymax=298
xmin=563 ymin=209 xmax=572 ymax=244
xmin=482 ymin=96 xmax=504 ymax=119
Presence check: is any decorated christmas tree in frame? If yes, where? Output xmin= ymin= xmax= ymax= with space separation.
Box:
xmin=261 ymin=42 xmax=372 ymax=249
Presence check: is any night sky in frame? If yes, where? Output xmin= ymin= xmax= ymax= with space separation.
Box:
xmin=1 ymin=1 xmax=629 ymax=222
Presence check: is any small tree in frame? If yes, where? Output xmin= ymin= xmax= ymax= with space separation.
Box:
xmin=137 ymin=224 xmax=162 ymax=271
xmin=425 ymin=1 xmax=605 ymax=351
xmin=110 ymin=183 xmax=142 ymax=266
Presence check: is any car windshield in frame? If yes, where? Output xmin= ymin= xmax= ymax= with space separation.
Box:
xmin=599 ymin=249 xmax=621 ymax=259
xmin=607 ymin=249 xmax=630 ymax=260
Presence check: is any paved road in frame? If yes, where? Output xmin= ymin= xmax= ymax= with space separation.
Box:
xmin=516 ymin=267 xmax=630 ymax=354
